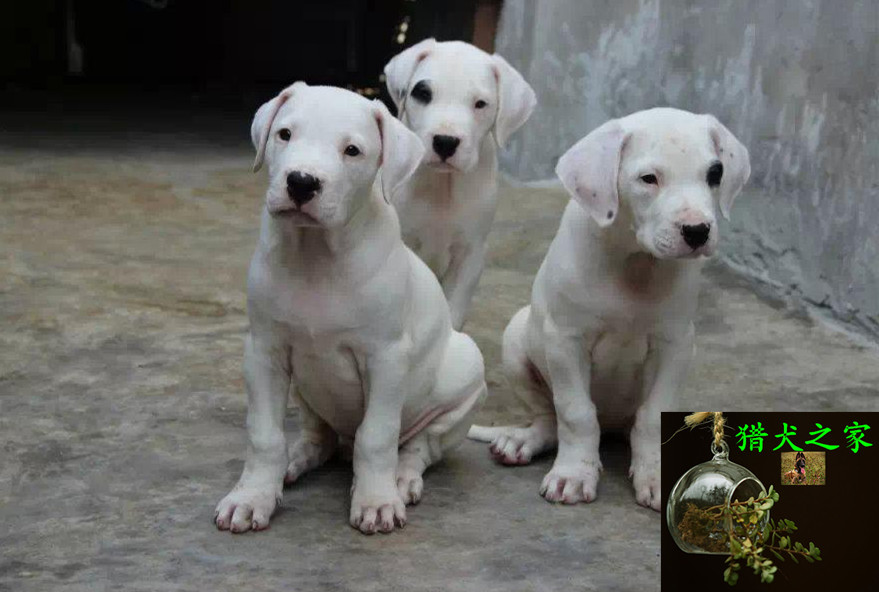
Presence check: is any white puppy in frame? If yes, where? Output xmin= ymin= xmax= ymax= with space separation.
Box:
xmin=215 ymin=83 xmax=487 ymax=535
xmin=383 ymin=39 xmax=536 ymax=329
xmin=469 ymin=108 xmax=750 ymax=511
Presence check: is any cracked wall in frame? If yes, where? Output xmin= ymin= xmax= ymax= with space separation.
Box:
xmin=495 ymin=0 xmax=879 ymax=341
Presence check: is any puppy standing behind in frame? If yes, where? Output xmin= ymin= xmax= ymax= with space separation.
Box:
xmin=383 ymin=39 xmax=536 ymax=329
xmin=215 ymin=83 xmax=487 ymax=535
xmin=470 ymin=108 xmax=751 ymax=511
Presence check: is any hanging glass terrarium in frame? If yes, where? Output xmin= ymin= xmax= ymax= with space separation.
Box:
xmin=667 ymin=440 xmax=769 ymax=554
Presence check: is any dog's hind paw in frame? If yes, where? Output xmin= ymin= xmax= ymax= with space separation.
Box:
xmin=284 ymin=436 xmax=335 ymax=485
xmin=490 ymin=431 xmax=537 ymax=465
xmin=396 ymin=470 xmax=424 ymax=506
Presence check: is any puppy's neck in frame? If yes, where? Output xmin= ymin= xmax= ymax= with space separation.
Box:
xmin=586 ymin=201 xmax=690 ymax=299
xmin=267 ymin=187 xmax=390 ymax=260
xmin=411 ymin=134 xmax=497 ymax=203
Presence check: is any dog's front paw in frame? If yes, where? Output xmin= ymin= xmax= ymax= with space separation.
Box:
xmin=350 ymin=482 xmax=406 ymax=535
xmin=630 ymin=457 xmax=661 ymax=512
xmin=215 ymin=485 xmax=281 ymax=533
xmin=539 ymin=460 xmax=601 ymax=504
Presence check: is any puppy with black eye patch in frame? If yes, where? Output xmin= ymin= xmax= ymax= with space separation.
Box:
xmin=383 ymin=39 xmax=537 ymax=330
xmin=469 ymin=108 xmax=751 ymax=511
xmin=410 ymin=80 xmax=432 ymax=105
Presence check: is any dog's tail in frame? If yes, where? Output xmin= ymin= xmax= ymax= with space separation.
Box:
xmin=467 ymin=424 xmax=511 ymax=442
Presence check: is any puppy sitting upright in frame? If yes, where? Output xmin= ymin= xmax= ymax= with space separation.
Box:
xmin=785 ymin=451 xmax=807 ymax=483
xmin=383 ymin=39 xmax=536 ymax=329
xmin=215 ymin=83 xmax=487 ymax=535
xmin=470 ymin=109 xmax=750 ymax=511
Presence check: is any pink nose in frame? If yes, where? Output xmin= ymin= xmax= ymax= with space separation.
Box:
xmin=678 ymin=208 xmax=710 ymax=226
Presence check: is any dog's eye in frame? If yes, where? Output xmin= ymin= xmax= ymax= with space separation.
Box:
xmin=410 ymin=80 xmax=432 ymax=105
xmin=277 ymin=128 xmax=291 ymax=141
xmin=475 ymin=100 xmax=488 ymax=109
xmin=344 ymin=145 xmax=361 ymax=157
xmin=640 ymin=174 xmax=658 ymax=185
xmin=706 ymin=162 xmax=723 ymax=187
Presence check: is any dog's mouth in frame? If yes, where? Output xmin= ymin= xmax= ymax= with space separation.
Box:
xmin=683 ymin=247 xmax=712 ymax=259
xmin=669 ymin=244 xmax=715 ymax=260
xmin=426 ymin=161 xmax=458 ymax=173
xmin=270 ymin=208 xmax=321 ymax=226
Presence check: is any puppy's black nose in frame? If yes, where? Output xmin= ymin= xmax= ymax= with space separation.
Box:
xmin=286 ymin=171 xmax=321 ymax=206
xmin=681 ymin=223 xmax=710 ymax=249
xmin=432 ymin=135 xmax=460 ymax=160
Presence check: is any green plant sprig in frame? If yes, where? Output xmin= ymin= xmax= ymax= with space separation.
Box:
xmin=720 ymin=486 xmax=822 ymax=586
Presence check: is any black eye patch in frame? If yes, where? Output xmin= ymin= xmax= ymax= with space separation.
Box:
xmin=707 ymin=162 xmax=723 ymax=187
xmin=410 ymin=80 xmax=432 ymax=105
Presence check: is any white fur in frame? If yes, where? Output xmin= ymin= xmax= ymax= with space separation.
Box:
xmin=468 ymin=108 xmax=750 ymax=511
xmin=384 ymin=39 xmax=536 ymax=329
xmin=215 ymin=84 xmax=487 ymax=535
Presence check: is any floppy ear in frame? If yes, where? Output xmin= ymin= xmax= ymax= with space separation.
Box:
xmin=705 ymin=114 xmax=751 ymax=220
xmin=251 ymin=81 xmax=306 ymax=172
xmin=373 ymin=100 xmax=425 ymax=200
xmin=491 ymin=54 xmax=536 ymax=148
xmin=383 ymin=38 xmax=437 ymax=114
xmin=555 ymin=120 xmax=628 ymax=228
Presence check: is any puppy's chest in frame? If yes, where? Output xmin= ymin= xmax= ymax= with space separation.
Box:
xmin=258 ymin=272 xmax=367 ymax=336
xmin=398 ymin=190 xmax=482 ymax=276
xmin=290 ymin=342 xmax=366 ymax=437
xmin=258 ymin=278 xmax=369 ymax=423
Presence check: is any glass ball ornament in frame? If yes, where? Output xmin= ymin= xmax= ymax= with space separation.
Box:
xmin=666 ymin=441 xmax=769 ymax=554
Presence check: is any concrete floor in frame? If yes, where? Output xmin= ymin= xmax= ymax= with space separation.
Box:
xmin=2 ymin=130 xmax=878 ymax=592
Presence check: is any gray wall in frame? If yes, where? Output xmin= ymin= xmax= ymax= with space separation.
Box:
xmin=496 ymin=0 xmax=879 ymax=341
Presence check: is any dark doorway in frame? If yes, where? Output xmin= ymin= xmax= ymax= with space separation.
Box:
xmin=1 ymin=1 xmax=500 ymax=146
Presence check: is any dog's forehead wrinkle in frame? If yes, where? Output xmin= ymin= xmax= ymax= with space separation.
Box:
xmin=623 ymin=110 xmax=714 ymax=150
xmin=624 ymin=136 xmax=714 ymax=181
xmin=285 ymin=102 xmax=378 ymax=147
xmin=415 ymin=51 xmax=495 ymax=95
xmin=346 ymin=131 xmax=369 ymax=147
xmin=289 ymin=120 xmax=376 ymax=151
xmin=429 ymin=40 xmax=492 ymax=63
xmin=291 ymin=85 xmax=375 ymax=123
